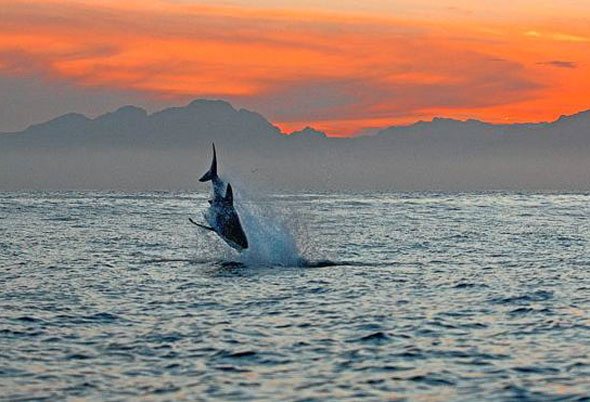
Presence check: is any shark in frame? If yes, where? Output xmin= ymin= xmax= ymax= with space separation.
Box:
xmin=190 ymin=144 xmax=249 ymax=251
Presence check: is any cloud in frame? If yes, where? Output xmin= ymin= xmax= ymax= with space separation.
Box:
xmin=525 ymin=30 xmax=590 ymax=42
xmin=235 ymin=50 xmax=540 ymax=135
xmin=0 ymin=0 xmax=589 ymax=135
xmin=536 ymin=60 xmax=577 ymax=69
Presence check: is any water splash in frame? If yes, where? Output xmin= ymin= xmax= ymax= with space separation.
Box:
xmin=236 ymin=197 xmax=307 ymax=267
xmin=197 ymin=176 xmax=314 ymax=267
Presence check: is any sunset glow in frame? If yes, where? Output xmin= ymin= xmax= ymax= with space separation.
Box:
xmin=2 ymin=0 xmax=590 ymax=135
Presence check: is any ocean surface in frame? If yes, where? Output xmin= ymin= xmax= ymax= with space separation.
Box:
xmin=1 ymin=191 xmax=590 ymax=400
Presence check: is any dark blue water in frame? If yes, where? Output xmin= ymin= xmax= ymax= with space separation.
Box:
xmin=1 ymin=191 xmax=590 ymax=400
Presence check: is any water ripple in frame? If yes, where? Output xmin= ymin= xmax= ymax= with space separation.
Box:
xmin=1 ymin=191 xmax=590 ymax=400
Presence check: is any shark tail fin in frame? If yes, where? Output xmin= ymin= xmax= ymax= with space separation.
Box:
xmin=225 ymin=183 xmax=233 ymax=205
xmin=199 ymin=143 xmax=217 ymax=182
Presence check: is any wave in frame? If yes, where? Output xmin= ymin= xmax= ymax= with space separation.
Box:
xmin=141 ymin=256 xmax=377 ymax=269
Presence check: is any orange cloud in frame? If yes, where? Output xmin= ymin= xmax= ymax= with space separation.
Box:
xmin=1 ymin=0 xmax=590 ymax=135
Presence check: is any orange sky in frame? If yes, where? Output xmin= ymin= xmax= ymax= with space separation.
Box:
xmin=1 ymin=0 xmax=590 ymax=136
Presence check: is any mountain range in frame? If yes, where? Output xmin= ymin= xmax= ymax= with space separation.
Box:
xmin=1 ymin=99 xmax=589 ymax=190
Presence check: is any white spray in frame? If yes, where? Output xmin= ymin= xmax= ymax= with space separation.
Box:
xmin=235 ymin=198 xmax=306 ymax=267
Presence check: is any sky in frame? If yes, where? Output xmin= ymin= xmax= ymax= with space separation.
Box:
xmin=1 ymin=0 xmax=590 ymax=136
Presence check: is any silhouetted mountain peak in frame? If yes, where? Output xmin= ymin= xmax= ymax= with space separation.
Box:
xmin=429 ymin=117 xmax=487 ymax=127
xmin=95 ymin=105 xmax=147 ymax=122
xmin=378 ymin=116 xmax=488 ymax=138
xmin=27 ymin=112 xmax=90 ymax=133
xmin=556 ymin=109 xmax=590 ymax=123
xmin=151 ymin=99 xmax=238 ymax=122
xmin=46 ymin=112 xmax=89 ymax=125
xmin=188 ymin=99 xmax=235 ymax=112
xmin=432 ymin=117 xmax=458 ymax=123
xmin=114 ymin=105 xmax=147 ymax=117
xmin=289 ymin=126 xmax=327 ymax=138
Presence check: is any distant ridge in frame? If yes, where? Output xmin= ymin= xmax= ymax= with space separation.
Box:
xmin=1 ymin=99 xmax=589 ymax=190
xmin=4 ymin=98 xmax=589 ymax=139
xmin=288 ymin=127 xmax=328 ymax=138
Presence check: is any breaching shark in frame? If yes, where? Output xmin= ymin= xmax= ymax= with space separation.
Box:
xmin=189 ymin=144 xmax=249 ymax=251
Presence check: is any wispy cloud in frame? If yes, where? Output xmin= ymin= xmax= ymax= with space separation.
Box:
xmin=537 ymin=60 xmax=577 ymax=69
xmin=525 ymin=30 xmax=590 ymax=43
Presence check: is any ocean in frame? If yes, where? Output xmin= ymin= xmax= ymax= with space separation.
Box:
xmin=1 ymin=191 xmax=590 ymax=400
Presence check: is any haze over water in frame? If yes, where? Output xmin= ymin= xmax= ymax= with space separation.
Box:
xmin=1 ymin=190 xmax=590 ymax=400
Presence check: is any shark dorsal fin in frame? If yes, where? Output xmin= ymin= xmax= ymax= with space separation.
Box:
xmin=225 ymin=183 xmax=234 ymax=205
xmin=199 ymin=143 xmax=217 ymax=182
